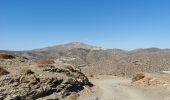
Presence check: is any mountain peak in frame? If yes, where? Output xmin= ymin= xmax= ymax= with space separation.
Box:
xmin=34 ymin=42 xmax=99 ymax=51
xmin=67 ymin=42 xmax=83 ymax=45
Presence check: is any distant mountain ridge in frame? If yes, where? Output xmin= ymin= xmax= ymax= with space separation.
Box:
xmin=1 ymin=42 xmax=170 ymax=53
xmin=1 ymin=42 xmax=170 ymax=77
xmin=33 ymin=42 xmax=100 ymax=51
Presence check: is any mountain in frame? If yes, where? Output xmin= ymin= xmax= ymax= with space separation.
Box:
xmin=29 ymin=42 xmax=102 ymax=59
xmin=34 ymin=42 xmax=99 ymax=51
xmin=1 ymin=42 xmax=170 ymax=77
xmin=2 ymin=42 xmax=100 ymax=59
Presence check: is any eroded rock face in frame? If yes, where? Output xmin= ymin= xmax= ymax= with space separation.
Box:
xmin=0 ymin=75 xmax=63 ymax=100
xmin=0 ymin=64 xmax=91 ymax=100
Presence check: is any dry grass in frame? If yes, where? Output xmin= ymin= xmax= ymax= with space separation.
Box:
xmin=58 ymin=63 xmax=74 ymax=70
xmin=0 ymin=67 xmax=9 ymax=76
xmin=132 ymin=73 xmax=145 ymax=82
xmin=36 ymin=64 xmax=54 ymax=68
xmin=0 ymin=53 xmax=15 ymax=59
xmin=20 ymin=75 xmax=37 ymax=83
xmin=65 ymin=92 xmax=78 ymax=100
xmin=20 ymin=68 xmax=34 ymax=75
xmin=132 ymin=73 xmax=162 ymax=88
xmin=36 ymin=63 xmax=74 ymax=70
xmin=36 ymin=64 xmax=46 ymax=68
xmin=35 ymin=59 xmax=55 ymax=65
xmin=90 ymin=74 xmax=94 ymax=78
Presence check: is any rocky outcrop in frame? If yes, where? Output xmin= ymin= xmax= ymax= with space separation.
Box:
xmin=0 ymin=61 xmax=91 ymax=100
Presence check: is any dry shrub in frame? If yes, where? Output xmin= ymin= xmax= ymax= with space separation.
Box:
xmin=20 ymin=68 xmax=34 ymax=75
xmin=36 ymin=64 xmax=54 ymax=68
xmin=20 ymin=75 xmax=38 ymax=83
xmin=37 ymin=63 xmax=74 ymax=70
xmin=0 ymin=67 xmax=9 ymax=76
xmin=65 ymin=92 xmax=78 ymax=100
xmin=36 ymin=64 xmax=46 ymax=68
xmin=58 ymin=63 xmax=74 ymax=70
xmin=35 ymin=59 xmax=55 ymax=65
xmin=0 ymin=53 xmax=15 ymax=59
xmin=132 ymin=73 xmax=145 ymax=82
xmin=89 ymin=74 xmax=94 ymax=78
xmin=132 ymin=74 xmax=161 ymax=88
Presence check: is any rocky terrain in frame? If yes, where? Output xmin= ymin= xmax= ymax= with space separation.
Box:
xmin=1 ymin=43 xmax=170 ymax=100
xmin=5 ymin=42 xmax=170 ymax=77
xmin=0 ymin=53 xmax=92 ymax=100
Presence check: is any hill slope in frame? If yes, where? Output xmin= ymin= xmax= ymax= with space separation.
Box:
xmin=2 ymin=42 xmax=170 ymax=77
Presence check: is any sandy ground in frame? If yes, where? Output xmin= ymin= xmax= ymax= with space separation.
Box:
xmin=78 ymin=75 xmax=170 ymax=100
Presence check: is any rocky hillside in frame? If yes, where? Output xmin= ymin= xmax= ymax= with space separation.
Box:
xmin=2 ymin=42 xmax=170 ymax=77
xmin=82 ymin=48 xmax=170 ymax=76
xmin=0 ymin=53 xmax=92 ymax=100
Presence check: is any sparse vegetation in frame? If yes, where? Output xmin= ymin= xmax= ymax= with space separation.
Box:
xmin=20 ymin=68 xmax=34 ymax=75
xmin=0 ymin=67 xmax=9 ymax=76
xmin=89 ymin=74 xmax=94 ymax=78
xmin=1 ymin=43 xmax=170 ymax=99
xmin=66 ymin=92 xmax=78 ymax=100
xmin=0 ymin=52 xmax=15 ymax=59
xmin=35 ymin=59 xmax=55 ymax=64
xmin=0 ymin=55 xmax=90 ymax=99
xmin=3 ymin=43 xmax=170 ymax=77
xmin=36 ymin=64 xmax=54 ymax=68
xmin=132 ymin=73 xmax=145 ymax=82
xmin=59 ymin=63 xmax=74 ymax=69
xmin=132 ymin=73 xmax=163 ymax=88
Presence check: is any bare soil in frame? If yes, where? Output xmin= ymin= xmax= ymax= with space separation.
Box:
xmin=78 ymin=75 xmax=170 ymax=100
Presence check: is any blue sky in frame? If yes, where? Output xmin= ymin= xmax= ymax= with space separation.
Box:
xmin=0 ymin=0 xmax=170 ymax=50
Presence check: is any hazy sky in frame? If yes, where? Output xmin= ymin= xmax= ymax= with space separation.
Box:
xmin=0 ymin=0 xmax=170 ymax=50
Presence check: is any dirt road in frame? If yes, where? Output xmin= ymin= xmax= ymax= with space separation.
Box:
xmin=78 ymin=76 xmax=167 ymax=100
